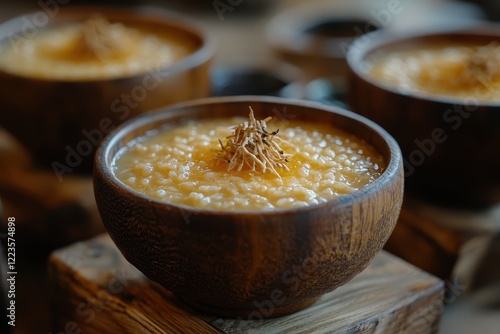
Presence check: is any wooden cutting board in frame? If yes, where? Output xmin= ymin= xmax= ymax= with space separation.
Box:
xmin=49 ymin=234 xmax=444 ymax=334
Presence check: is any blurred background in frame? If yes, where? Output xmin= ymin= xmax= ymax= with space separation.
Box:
xmin=0 ymin=0 xmax=499 ymax=333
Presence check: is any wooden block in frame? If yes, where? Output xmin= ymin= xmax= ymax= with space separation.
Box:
xmin=49 ymin=234 xmax=444 ymax=334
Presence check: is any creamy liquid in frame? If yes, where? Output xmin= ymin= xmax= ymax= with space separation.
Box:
xmin=368 ymin=42 xmax=500 ymax=101
xmin=0 ymin=20 xmax=195 ymax=80
xmin=113 ymin=117 xmax=385 ymax=211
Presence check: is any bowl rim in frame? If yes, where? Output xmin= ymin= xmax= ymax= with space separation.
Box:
xmin=95 ymin=95 xmax=403 ymax=216
xmin=347 ymin=24 xmax=500 ymax=106
xmin=0 ymin=5 xmax=215 ymax=83
xmin=266 ymin=1 xmax=378 ymax=60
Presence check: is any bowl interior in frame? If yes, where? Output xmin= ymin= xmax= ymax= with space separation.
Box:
xmin=349 ymin=27 xmax=500 ymax=104
xmin=347 ymin=27 xmax=500 ymax=207
xmin=0 ymin=5 xmax=212 ymax=82
xmin=99 ymin=96 xmax=400 ymax=213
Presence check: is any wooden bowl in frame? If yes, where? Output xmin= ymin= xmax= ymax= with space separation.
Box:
xmin=267 ymin=2 xmax=379 ymax=81
xmin=93 ymin=96 xmax=404 ymax=317
xmin=347 ymin=27 xmax=500 ymax=208
xmin=0 ymin=6 xmax=214 ymax=174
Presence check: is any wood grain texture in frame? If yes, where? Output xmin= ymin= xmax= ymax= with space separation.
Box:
xmin=50 ymin=233 xmax=444 ymax=334
xmin=93 ymin=96 xmax=404 ymax=316
xmin=49 ymin=234 xmax=219 ymax=334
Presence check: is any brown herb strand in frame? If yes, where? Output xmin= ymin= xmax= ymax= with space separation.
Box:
xmin=82 ymin=14 xmax=124 ymax=61
xmin=213 ymin=106 xmax=291 ymax=179
xmin=462 ymin=41 xmax=500 ymax=87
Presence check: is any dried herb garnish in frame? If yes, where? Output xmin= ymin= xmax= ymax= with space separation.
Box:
xmin=462 ymin=42 xmax=500 ymax=87
xmin=81 ymin=14 xmax=125 ymax=61
xmin=213 ymin=107 xmax=291 ymax=179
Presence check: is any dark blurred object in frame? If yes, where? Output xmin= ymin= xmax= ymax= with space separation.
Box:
xmin=384 ymin=197 xmax=463 ymax=280
xmin=20 ymin=0 xmax=143 ymax=4
xmin=0 ymin=130 xmax=103 ymax=251
xmin=468 ymin=231 xmax=500 ymax=292
xmin=386 ymin=194 xmax=500 ymax=285
xmin=461 ymin=0 xmax=500 ymax=21
xmin=210 ymin=65 xmax=301 ymax=97
xmin=88 ymin=0 xmax=273 ymax=15
xmin=268 ymin=3 xmax=379 ymax=81
xmin=303 ymin=77 xmax=348 ymax=109
xmin=302 ymin=18 xmax=378 ymax=39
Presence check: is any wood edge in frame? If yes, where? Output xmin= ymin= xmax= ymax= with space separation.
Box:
xmin=48 ymin=248 xmax=221 ymax=334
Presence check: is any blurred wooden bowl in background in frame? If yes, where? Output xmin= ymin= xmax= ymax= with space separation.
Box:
xmin=0 ymin=5 xmax=214 ymax=174
xmin=348 ymin=27 xmax=500 ymax=208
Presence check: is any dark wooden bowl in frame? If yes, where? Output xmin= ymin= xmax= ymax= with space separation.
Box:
xmin=93 ymin=96 xmax=404 ymax=317
xmin=347 ymin=27 xmax=500 ymax=208
xmin=267 ymin=3 xmax=379 ymax=81
xmin=0 ymin=6 xmax=214 ymax=174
